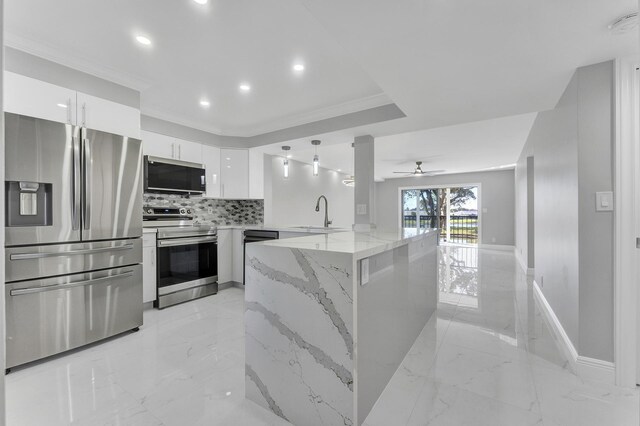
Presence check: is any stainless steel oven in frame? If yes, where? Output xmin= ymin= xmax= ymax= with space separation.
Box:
xmin=155 ymin=226 xmax=218 ymax=309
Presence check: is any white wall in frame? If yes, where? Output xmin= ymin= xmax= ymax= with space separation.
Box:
xmin=375 ymin=169 xmax=515 ymax=245
xmin=515 ymin=60 xmax=615 ymax=362
xmin=1 ymin=0 xmax=6 ymax=422
xmin=264 ymin=155 xmax=354 ymax=228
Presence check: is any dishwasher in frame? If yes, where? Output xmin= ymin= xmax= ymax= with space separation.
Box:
xmin=243 ymin=230 xmax=279 ymax=284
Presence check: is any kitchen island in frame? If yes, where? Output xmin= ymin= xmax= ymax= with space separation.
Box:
xmin=244 ymin=228 xmax=438 ymax=426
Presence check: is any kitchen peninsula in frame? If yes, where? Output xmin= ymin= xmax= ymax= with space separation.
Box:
xmin=244 ymin=228 xmax=438 ymax=426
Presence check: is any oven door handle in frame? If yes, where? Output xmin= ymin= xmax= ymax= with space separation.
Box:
xmin=157 ymin=236 xmax=218 ymax=247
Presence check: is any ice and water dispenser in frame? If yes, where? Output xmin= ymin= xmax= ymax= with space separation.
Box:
xmin=5 ymin=181 xmax=53 ymax=226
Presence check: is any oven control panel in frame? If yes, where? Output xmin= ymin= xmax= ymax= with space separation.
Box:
xmin=143 ymin=207 xmax=193 ymax=220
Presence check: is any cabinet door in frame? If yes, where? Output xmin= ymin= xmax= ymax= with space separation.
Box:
xmin=232 ymin=229 xmax=245 ymax=283
xmin=176 ymin=139 xmax=202 ymax=163
xmin=141 ymin=130 xmax=176 ymax=159
xmin=142 ymin=246 xmax=157 ymax=303
xmin=217 ymin=229 xmax=233 ymax=283
xmin=249 ymin=149 xmax=264 ymax=199
xmin=202 ymin=145 xmax=221 ymax=198
xmin=220 ymin=149 xmax=249 ymax=199
xmin=77 ymin=92 xmax=140 ymax=138
xmin=4 ymin=71 xmax=77 ymax=124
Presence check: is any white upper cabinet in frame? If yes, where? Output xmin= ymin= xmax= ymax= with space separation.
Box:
xmin=140 ymin=131 xmax=205 ymax=164
xmin=249 ymin=149 xmax=264 ymax=199
xmin=4 ymin=71 xmax=77 ymax=125
xmin=202 ymin=145 xmax=221 ymax=198
xmin=141 ymin=130 xmax=175 ymax=159
xmin=176 ymin=139 xmax=202 ymax=163
xmin=4 ymin=72 xmax=141 ymax=138
xmin=77 ymin=92 xmax=140 ymax=138
xmin=220 ymin=148 xmax=249 ymax=199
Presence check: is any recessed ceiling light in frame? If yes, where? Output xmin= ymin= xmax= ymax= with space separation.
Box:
xmin=226 ymin=157 xmax=231 ymax=160
xmin=199 ymin=99 xmax=211 ymax=108
xmin=135 ymin=35 xmax=152 ymax=46
xmin=193 ymin=0 xmax=208 ymax=4
xmin=337 ymin=169 xmax=342 ymax=171
xmin=239 ymin=83 xmax=251 ymax=92
xmin=57 ymin=103 xmax=68 ymax=108
xmin=293 ymin=63 xmax=305 ymax=72
xmin=287 ymin=154 xmax=292 ymax=158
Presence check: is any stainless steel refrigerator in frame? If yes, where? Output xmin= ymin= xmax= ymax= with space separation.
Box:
xmin=4 ymin=112 xmax=143 ymax=370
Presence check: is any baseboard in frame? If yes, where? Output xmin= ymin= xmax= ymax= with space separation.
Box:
xmin=219 ymin=281 xmax=245 ymax=290
xmin=532 ymin=280 xmax=615 ymax=385
xmin=576 ymin=356 xmax=615 ymax=385
xmin=514 ymin=249 xmax=535 ymax=276
xmin=478 ymin=244 xmax=515 ymax=252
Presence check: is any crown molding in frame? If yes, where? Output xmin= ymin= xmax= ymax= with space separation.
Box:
xmin=5 ymin=32 xmax=153 ymax=91
xmin=222 ymin=92 xmax=393 ymax=137
xmin=141 ymin=106 xmax=226 ymax=136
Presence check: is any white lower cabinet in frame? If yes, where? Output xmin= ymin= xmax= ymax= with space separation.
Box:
xmin=217 ymin=229 xmax=233 ymax=283
xmin=232 ymin=229 xmax=245 ymax=283
xmin=142 ymin=233 xmax=157 ymax=303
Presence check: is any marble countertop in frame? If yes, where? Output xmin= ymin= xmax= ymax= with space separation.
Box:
xmin=142 ymin=224 xmax=349 ymax=234
xmin=217 ymin=224 xmax=350 ymax=234
xmin=249 ymin=228 xmax=437 ymax=259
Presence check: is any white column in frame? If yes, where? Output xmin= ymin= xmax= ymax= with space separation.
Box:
xmin=354 ymin=135 xmax=376 ymax=231
xmin=445 ymin=187 xmax=451 ymax=242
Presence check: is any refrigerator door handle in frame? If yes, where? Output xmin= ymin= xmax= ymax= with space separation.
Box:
xmin=72 ymin=134 xmax=81 ymax=230
xmin=9 ymin=270 xmax=134 ymax=296
xmin=82 ymin=135 xmax=91 ymax=231
xmin=10 ymin=243 xmax=135 ymax=260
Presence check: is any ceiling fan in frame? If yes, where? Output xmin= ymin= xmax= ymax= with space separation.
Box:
xmin=393 ymin=161 xmax=444 ymax=176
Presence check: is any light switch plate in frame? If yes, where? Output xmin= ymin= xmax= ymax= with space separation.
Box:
xmin=596 ymin=191 xmax=614 ymax=212
xmin=361 ymin=258 xmax=369 ymax=286
xmin=356 ymin=204 xmax=368 ymax=215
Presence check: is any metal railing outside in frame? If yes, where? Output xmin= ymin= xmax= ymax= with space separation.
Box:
xmin=403 ymin=214 xmax=478 ymax=244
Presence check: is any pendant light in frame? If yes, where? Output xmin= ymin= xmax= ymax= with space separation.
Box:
xmin=281 ymin=146 xmax=291 ymax=179
xmin=311 ymin=139 xmax=321 ymax=176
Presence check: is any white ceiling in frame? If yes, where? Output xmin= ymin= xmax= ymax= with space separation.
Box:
xmin=5 ymin=0 xmax=387 ymax=136
xmin=256 ymin=112 xmax=538 ymax=180
xmin=297 ymin=0 xmax=638 ymax=132
xmin=5 ymin=0 xmax=638 ymax=171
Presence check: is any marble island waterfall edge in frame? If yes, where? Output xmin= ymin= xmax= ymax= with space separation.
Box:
xmin=244 ymin=230 xmax=438 ymax=426
xmin=245 ymin=246 xmax=354 ymax=426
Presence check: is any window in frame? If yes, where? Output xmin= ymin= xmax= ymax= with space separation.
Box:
xmin=401 ymin=186 xmax=478 ymax=245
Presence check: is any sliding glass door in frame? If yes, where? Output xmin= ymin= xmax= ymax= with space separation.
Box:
xmin=401 ymin=186 xmax=478 ymax=245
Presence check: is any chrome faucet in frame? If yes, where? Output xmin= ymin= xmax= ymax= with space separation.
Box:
xmin=315 ymin=195 xmax=332 ymax=228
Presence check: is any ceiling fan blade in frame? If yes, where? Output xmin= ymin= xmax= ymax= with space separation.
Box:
xmin=393 ymin=171 xmax=413 ymax=174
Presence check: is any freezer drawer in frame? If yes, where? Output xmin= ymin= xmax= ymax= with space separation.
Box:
xmin=5 ymin=238 xmax=142 ymax=282
xmin=5 ymin=265 xmax=143 ymax=369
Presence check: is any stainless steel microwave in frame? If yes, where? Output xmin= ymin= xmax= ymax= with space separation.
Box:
xmin=144 ymin=156 xmax=206 ymax=195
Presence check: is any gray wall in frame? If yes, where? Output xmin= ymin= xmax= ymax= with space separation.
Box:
xmin=264 ymin=155 xmax=354 ymax=228
xmin=514 ymin=60 xmax=614 ymax=362
xmin=375 ymin=169 xmax=515 ymax=245
xmin=5 ymin=47 xmax=139 ymax=108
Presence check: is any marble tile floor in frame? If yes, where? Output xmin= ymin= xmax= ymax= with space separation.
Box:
xmin=6 ymin=245 xmax=639 ymax=425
